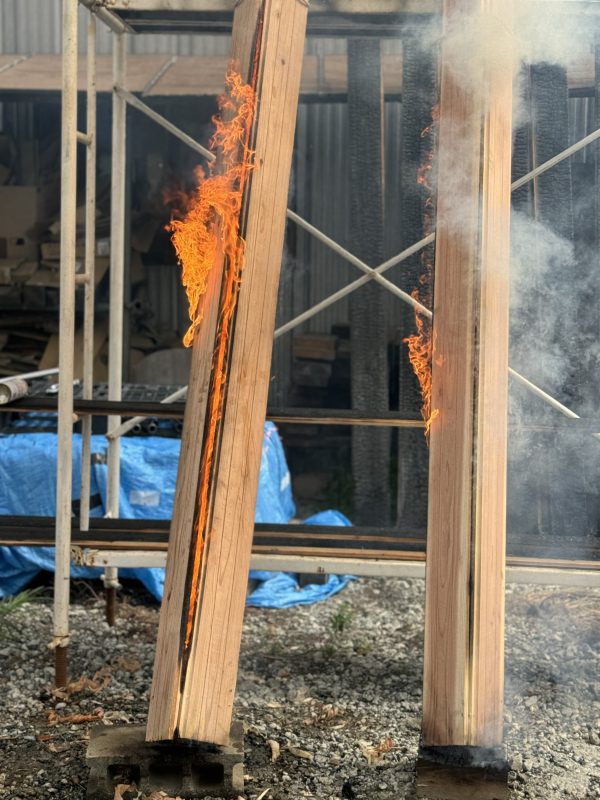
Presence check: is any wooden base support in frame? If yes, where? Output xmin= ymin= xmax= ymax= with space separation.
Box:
xmin=86 ymin=723 xmax=244 ymax=799
xmin=416 ymin=745 xmax=509 ymax=800
xmin=54 ymin=645 xmax=68 ymax=689
xmin=105 ymin=586 xmax=117 ymax=627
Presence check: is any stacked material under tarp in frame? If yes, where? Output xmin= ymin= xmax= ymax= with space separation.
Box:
xmin=0 ymin=423 xmax=352 ymax=605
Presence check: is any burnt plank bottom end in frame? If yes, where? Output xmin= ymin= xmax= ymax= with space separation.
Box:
xmin=416 ymin=744 xmax=509 ymax=800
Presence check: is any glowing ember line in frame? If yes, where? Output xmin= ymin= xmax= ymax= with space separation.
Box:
xmin=167 ymin=67 xmax=257 ymax=652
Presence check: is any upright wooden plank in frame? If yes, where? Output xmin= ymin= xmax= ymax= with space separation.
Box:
xmin=422 ymin=0 xmax=513 ymax=749
xmin=469 ymin=28 xmax=513 ymax=743
xmin=146 ymin=0 xmax=308 ymax=746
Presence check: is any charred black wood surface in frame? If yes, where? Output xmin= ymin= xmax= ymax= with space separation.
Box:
xmin=395 ymin=37 xmax=437 ymax=534
xmin=347 ymin=39 xmax=390 ymax=527
xmin=509 ymin=64 xmax=599 ymax=542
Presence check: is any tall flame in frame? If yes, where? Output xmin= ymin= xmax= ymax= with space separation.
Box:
xmin=169 ymin=69 xmax=257 ymax=348
xmin=167 ymin=67 xmax=257 ymax=653
xmin=403 ymin=108 xmax=439 ymax=438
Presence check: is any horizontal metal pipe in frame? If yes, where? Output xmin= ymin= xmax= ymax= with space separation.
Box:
xmin=76 ymin=131 xmax=91 ymax=146
xmin=9 ymin=367 xmax=59 ymax=381
xmin=105 ymin=385 xmax=188 ymax=439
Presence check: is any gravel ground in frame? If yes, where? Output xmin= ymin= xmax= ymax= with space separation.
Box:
xmin=0 ymin=576 xmax=598 ymax=800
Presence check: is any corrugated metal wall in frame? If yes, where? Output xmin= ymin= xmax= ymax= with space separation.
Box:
xmin=0 ymin=2 xmax=593 ymax=347
xmin=0 ymin=1 xmax=407 ymax=340
xmin=293 ymin=99 xmax=407 ymax=338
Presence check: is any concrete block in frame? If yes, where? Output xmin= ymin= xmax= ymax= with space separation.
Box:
xmin=416 ymin=744 xmax=509 ymax=800
xmin=86 ymin=722 xmax=244 ymax=799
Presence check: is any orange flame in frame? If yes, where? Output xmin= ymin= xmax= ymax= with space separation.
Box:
xmin=404 ymin=109 xmax=438 ymax=438
xmin=167 ymin=67 xmax=257 ymax=652
xmin=404 ymin=301 xmax=438 ymax=437
xmin=169 ymin=68 xmax=257 ymax=348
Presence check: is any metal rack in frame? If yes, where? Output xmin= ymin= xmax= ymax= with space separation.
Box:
xmin=11 ymin=0 xmax=600 ymax=684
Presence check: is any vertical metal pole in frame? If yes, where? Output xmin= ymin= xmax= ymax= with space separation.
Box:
xmin=79 ymin=13 xmax=97 ymax=533
xmin=53 ymin=0 xmax=78 ymax=687
xmin=105 ymin=32 xmax=127 ymax=625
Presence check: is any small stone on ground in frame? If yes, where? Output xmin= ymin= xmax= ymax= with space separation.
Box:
xmin=0 ymin=577 xmax=598 ymax=799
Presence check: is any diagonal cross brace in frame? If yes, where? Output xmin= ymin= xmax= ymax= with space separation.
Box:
xmin=121 ymin=84 xmax=600 ymax=340
xmin=120 ymin=87 xmax=599 ymax=429
xmin=277 ymin=123 xmax=600 ymax=336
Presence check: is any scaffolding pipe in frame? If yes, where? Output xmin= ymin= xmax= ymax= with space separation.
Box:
xmin=274 ymin=233 xmax=436 ymax=337
xmin=286 ymin=209 xmax=431 ymax=316
xmin=278 ymin=122 xmax=600 ymax=337
xmin=507 ymin=366 xmax=597 ymax=431
xmin=79 ymin=14 xmax=97 ymax=534
xmin=510 ymin=125 xmax=600 ymax=192
xmin=77 ymin=0 xmax=130 ymax=34
xmin=53 ymin=0 xmax=78 ymax=686
xmin=105 ymin=385 xmax=188 ymax=440
xmin=105 ymin=32 xmax=127 ymax=618
xmin=9 ymin=367 xmax=59 ymax=381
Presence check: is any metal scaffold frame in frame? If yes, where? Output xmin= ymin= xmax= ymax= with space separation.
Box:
xmin=53 ymin=0 xmax=600 ymax=685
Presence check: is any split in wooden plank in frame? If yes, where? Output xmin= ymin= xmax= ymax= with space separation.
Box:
xmin=146 ymin=0 xmax=308 ymax=746
xmin=421 ymin=0 xmax=513 ymax=755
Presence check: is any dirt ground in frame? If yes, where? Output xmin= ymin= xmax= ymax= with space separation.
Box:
xmin=0 ymin=576 xmax=598 ymax=800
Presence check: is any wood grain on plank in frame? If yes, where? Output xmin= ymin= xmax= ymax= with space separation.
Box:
xmin=146 ymin=0 xmax=308 ymax=746
xmin=422 ymin=0 xmax=512 ymax=748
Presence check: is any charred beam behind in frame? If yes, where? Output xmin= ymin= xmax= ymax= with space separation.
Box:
xmin=347 ymin=38 xmax=390 ymax=528
xmin=395 ymin=36 xmax=438 ymax=531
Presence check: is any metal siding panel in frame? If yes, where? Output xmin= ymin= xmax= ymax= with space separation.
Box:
xmin=0 ymin=0 xmax=231 ymax=56
xmin=292 ymin=98 xmax=407 ymax=338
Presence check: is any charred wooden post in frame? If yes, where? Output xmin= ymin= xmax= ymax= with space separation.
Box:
xmin=529 ymin=63 xmax=583 ymax=539
xmin=347 ymin=38 xmax=390 ymax=527
xmin=418 ymin=0 xmax=513 ymax=795
xmin=396 ymin=37 xmax=438 ymax=533
xmin=509 ymin=63 xmax=590 ymax=546
xmin=146 ymin=0 xmax=308 ymax=747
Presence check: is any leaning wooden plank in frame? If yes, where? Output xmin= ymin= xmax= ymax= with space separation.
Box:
xmin=146 ymin=0 xmax=308 ymax=746
xmin=421 ymin=0 xmax=513 ymax=751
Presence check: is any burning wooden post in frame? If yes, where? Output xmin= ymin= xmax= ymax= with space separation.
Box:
xmin=145 ymin=0 xmax=308 ymax=747
xmin=417 ymin=0 xmax=513 ymax=797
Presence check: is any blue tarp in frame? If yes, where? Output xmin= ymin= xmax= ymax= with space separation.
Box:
xmin=0 ymin=425 xmax=353 ymax=606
